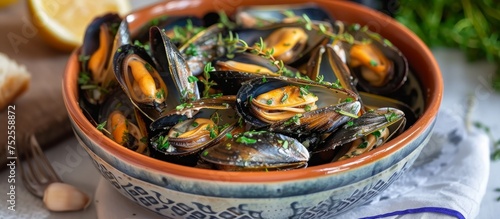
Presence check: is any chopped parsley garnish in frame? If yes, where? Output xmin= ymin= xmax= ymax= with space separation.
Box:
xmin=281 ymin=93 xmax=289 ymax=103
xmin=266 ymin=99 xmax=273 ymax=105
xmin=96 ymin=121 xmax=107 ymax=131
xmin=357 ymin=141 xmax=368 ymax=149
xmin=299 ymin=85 xmax=310 ymax=96
xmin=188 ymin=75 xmax=199 ymax=83
xmin=372 ymin=130 xmax=382 ymax=139
xmin=282 ymin=140 xmax=289 ymax=149
xmin=206 ymin=125 xmax=217 ymax=139
xmin=346 ymin=120 xmax=354 ymax=127
xmin=225 ymin=133 xmax=233 ymax=139
xmin=185 ymin=43 xmax=198 ymax=56
xmin=236 ymin=136 xmax=257 ymax=144
xmin=78 ymin=72 xmax=91 ymax=85
xmin=369 ymin=59 xmax=378 ymax=67
xmin=155 ymin=89 xmax=165 ymax=99
xmin=282 ymin=10 xmax=295 ymax=18
xmin=155 ymin=135 xmax=170 ymax=150
xmin=284 ymin=114 xmax=302 ymax=125
xmin=304 ymin=105 xmax=312 ymax=112
xmin=191 ymin=121 xmax=199 ymax=127
xmin=384 ymin=112 xmax=399 ymax=122
xmin=335 ymin=108 xmax=359 ymax=119
xmin=176 ymin=102 xmax=193 ymax=111
xmin=144 ymin=63 xmax=154 ymax=73
xmin=344 ymin=97 xmax=354 ymax=103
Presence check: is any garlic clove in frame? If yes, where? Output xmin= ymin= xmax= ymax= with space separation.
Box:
xmin=43 ymin=182 xmax=91 ymax=212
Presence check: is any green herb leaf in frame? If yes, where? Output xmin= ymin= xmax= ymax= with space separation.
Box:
xmin=357 ymin=141 xmax=368 ymax=149
xmin=236 ymin=136 xmax=257 ymax=144
xmin=266 ymin=99 xmax=273 ymax=105
xmin=185 ymin=43 xmax=198 ymax=56
xmin=281 ymin=93 xmax=289 ymax=103
xmin=188 ymin=75 xmax=199 ymax=83
xmin=384 ymin=112 xmax=399 ymax=122
xmin=304 ymin=105 xmax=312 ymax=112
xmin=282 ymin=140 xmax=289 ymax=149
xmin=97 ymin=121 xmax=107 ymax=131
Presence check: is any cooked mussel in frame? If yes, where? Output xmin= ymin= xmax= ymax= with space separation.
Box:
xmin=150 ymin=95 xmax=236 ymax=131
xmin=98 ymin=89 xmax=149 ymax=155
xmin=235 ymin=22 xmax=329 ymax=65
xmin=215 ymin=52 xmax=281 ymax=76
xmin=312 ymin=107 xmax=406 ymax=154
xmin=151 ymin=118 xmax=235 ymax=156
xmin=342 ymin=24 xmax=408 ymax=94
xmin=236 ymin=77 xmax=361 ymax=136
xmin=149 ymin=98 xmax=239 ymax=158
xmin=178 ymin=24 xmax=227 ymax=76
xmin=149 ymin=26 xmax=200 ymax=102
xmin=79 ymin=13 xmax=130 ymax=105
xmin=113 ymin=44 xmax=168 ymax=121
xmin=200 ymin=131 xmax=309 ymax=171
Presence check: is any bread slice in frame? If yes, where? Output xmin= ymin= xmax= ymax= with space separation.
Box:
xmin=0 ymin=53 xmax=31 ymax=110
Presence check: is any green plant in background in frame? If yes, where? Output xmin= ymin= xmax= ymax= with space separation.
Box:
xmin=395 ymin=0 xmax=500 ymax=90
xmin=394 ymin=0 xmax=500 ymax=201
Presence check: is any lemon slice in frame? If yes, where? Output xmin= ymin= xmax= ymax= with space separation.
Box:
xmin=28 ymin=0 xmax=131 ymax=51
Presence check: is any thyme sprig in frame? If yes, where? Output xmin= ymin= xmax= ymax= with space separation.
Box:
xmin=282 ymin=11 xmax=368 ymax=45
xmin=217 ymin=31 xmax=293 ymax=76
xmin=96 ymin=121 xmax=111 ymax=136
xmin=200 ymin=62 xmax=217 ymax=98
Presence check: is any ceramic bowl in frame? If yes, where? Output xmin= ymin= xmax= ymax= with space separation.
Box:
xmin=63 ymin=0 xmax=442 ymax=218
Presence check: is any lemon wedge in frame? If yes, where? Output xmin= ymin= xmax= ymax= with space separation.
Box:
xmin=27 ymin=0 xmax=131 ymax=51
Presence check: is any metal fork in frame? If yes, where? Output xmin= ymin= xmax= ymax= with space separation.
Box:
xmin=17 ymin=134 xmax=62 ymax=198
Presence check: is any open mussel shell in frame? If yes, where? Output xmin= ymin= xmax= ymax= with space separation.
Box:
xmin=178 ymin=24 xmax=227 ymax=76
xmin=305 ymin=44 xmax=358 ymax=93
xmin=235 ymin=3 xmax=334 ymax=28
xmin=312 ymin=107 xmax=406 ymax=154
xmin=151 ymin=96 xmax=239 ymax=160
xmin=210 ymin=52 xmax=283 ymax=95
xmin=150 ymin=26 xmax=200 ymax=102
xmin=267 ymin=101 xmax=361 ymax=137
xmin=150 ymin=120 xmax=237 ymax=156
xmin=113 ymin=44 xmax=169 ymax=121
xmin=236 ymin=77 xmax=359 ymax=130
xmin=98 ymin=89 xmax=149 ymax=155
xmin=200 ymin=131 xmax=310 ymax=171
xmin=359 ymin=91 xmax=417 ymax=128
xmin=215 ymin=52 xmax=281 ymax=75
xmin=150 ymin=95 xmax=237 ymax=131
xmin=80 ymin=13 xmax=129 ymax=105
xmin=343 ymin=25 xmax=409 ymax=95
xmin=235 ymin=21 xmax=329 ymax=65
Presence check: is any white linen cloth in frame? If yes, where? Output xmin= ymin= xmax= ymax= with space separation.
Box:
xmin=337 ymin=109 xmax=490 ymax=219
